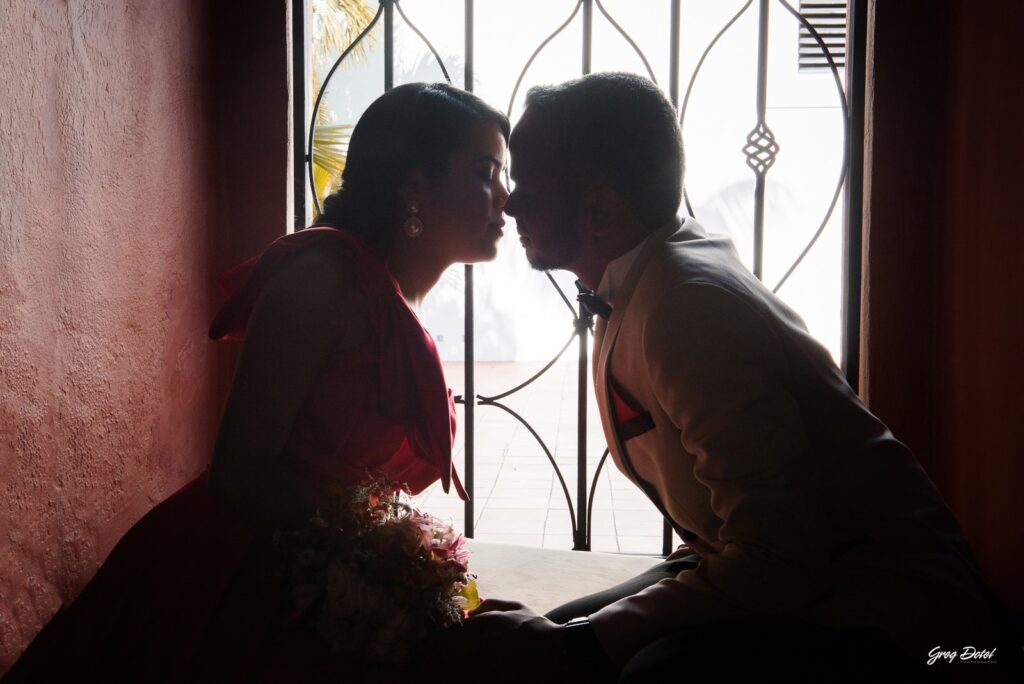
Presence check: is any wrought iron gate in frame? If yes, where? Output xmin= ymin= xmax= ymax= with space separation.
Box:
xmin=293 ymin=0 xmax=866 ymax=556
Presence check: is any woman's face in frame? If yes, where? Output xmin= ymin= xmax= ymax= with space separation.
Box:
xmin=419 ymin=120 xmax=509 ymax=264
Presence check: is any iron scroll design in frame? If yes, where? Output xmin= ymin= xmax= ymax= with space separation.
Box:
xmin=494 ymin=0 xmax=664 ymax=551
xmin=450 ymin=307 xmax=589 ymax=545
xmin=678 ymin=0 xmax=850 ymax=290
xmin=679 ymin=0 xmax=754 ymax=219
xmin=306 ymin=0 xmax=453 ymax=216
xmin=302 ymin=0 xmax=855 ymax=556
xmin=505 ymin=1 xmax=583 ymax=118
xmin=771 ymin=0 xmax=849 ymax=293
xmin=307 ymin=3 xmax=382 ymax=217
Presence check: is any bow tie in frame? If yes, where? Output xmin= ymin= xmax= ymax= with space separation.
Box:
xmin=575 ymin=280 xmax=612 ymax=320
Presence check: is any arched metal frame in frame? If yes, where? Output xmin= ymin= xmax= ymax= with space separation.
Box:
xmin=294 ymin=0 xmax=865 ymax=556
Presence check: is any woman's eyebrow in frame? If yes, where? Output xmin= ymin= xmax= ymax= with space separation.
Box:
xmin=473 ymin=155 xmax=504 ymax=168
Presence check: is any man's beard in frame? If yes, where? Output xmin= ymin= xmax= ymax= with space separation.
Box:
xmin=526 ymin=251 xmax=563 ymax=272
xmin=523 ymin=229 xmax=582 ymax=273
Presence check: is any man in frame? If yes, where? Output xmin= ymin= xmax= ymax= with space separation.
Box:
xmin=452 ymin=73 xmax=1020 ymax=683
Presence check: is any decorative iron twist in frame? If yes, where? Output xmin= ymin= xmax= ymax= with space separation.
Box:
xmin=743 ymin=121 xmax=780 ymax=175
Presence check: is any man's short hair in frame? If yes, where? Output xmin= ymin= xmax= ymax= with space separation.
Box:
xmin=523 ymin=72 xmax=685 ymax=229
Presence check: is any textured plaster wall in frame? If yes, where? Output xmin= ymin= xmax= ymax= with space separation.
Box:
xmin=0 ymin=0 xmax=292 ymax=671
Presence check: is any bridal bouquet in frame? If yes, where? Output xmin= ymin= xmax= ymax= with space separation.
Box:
xmin=274 ymin=478 xmax=477 ymax=663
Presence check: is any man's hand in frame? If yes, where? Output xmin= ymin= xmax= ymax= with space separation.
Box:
xmin=434 ymin=599 xmax=564 ymax=683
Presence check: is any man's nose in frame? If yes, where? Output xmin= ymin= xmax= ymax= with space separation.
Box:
xmin=503 ymin=190 xmax=518 ymax=217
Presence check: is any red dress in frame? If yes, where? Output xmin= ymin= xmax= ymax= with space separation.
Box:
xmin=6 ymin=226 xmax=466 ymax=682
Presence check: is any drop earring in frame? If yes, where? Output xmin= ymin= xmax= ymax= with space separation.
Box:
xmin=403 ymin=202 xmax=423 ymax=238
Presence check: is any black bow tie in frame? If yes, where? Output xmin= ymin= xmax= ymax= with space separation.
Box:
xmin=575 ymin=280 xmax=612 ymax=320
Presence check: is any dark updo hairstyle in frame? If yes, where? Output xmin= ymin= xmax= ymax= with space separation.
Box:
xmin=316 ymin=83 xmax=510 ymax=248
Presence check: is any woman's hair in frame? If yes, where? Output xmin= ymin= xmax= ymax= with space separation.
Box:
xmin=316 ymin=83 xmax=510 ymax=248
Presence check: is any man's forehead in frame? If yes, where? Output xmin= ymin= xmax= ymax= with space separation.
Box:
xmin=514 ymin=107 xmax=558 ymax=145
xmin=510 ymin=110 xmax=560 ymax=172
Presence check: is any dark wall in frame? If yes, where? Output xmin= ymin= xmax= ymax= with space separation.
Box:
xmin=207 ymin=0 xmax=293 ymax=270
xmin=862 ymin=0 xmax=1024 ymax=615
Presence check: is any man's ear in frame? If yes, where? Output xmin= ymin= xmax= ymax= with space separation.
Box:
xmin=579 ymin=187 xmax=624 ymax=237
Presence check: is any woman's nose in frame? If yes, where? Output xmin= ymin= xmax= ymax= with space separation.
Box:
xmin=495 ymin=183 xmax=510 ymax=211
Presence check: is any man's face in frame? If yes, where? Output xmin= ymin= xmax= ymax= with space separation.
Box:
xmin=505 ymin=111 xmax=582 ymax=272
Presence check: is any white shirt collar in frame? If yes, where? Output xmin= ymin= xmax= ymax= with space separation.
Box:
xmin=595 ymin=237 xmax=648 ymax=304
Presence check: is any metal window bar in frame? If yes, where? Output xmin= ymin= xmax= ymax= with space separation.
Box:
xmin=842 ymin=0 xmax=866 ymax=393
xmin=297 ymin=0 xmax=864 ymax=558
xmin=463 ymin=0 xmax=476 ymax=541
xmin=292 ymin=0 xmax=308 ymax=232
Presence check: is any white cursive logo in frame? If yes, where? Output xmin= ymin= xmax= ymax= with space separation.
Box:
xmin=927 ymin=646 xmax=998 ymax=666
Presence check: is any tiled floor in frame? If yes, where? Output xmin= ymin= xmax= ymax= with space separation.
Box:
xmin=410 ymin=357 xmax=675 ymax=557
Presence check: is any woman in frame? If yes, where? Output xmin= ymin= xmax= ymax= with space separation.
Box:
xmin=6 ymin=82 xmax=510 ymax=682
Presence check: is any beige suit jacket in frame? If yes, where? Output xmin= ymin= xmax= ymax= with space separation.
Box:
xmin=587 ymin=218 xmax=1004 ymax=667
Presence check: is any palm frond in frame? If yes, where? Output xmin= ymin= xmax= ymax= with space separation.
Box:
xmin=312 ymin=124 xmax=353 ymax=208
xmin=307 ymin=0 xmax=374 ymax=214
xmin=311 ymin=0 xmax=376 ymax=71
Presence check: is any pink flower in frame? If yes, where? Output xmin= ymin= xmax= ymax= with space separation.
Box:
xmin=277 ymin=475 xmax=473 ymax=662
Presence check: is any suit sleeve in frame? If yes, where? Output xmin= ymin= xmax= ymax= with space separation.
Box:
xmin=588 ymin=283 xmax=833 ymax=666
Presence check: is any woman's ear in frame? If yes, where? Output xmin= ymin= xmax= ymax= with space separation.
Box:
xmin=399 ymin=169 xmax=430 ymax=209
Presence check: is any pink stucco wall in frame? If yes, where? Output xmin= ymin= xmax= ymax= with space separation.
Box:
xmin=0 ymin=1 xmax=290 ymax=671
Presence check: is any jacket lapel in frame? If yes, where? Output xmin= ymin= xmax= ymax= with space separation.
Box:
xmin=593 ymin=217 xmax=705 ymax=540
xmin=598 ymin=216 xmax=684 ymax=466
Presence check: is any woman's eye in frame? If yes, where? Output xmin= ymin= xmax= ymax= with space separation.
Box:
xmin=478 ymin=163 xmax=503 ymax=181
